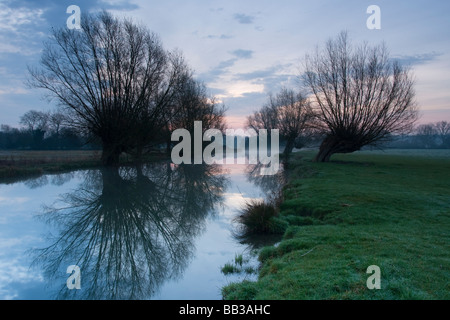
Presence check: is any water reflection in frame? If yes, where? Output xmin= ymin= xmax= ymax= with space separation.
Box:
xmin=229 ymin=162 xmax=287 ymax=250
xmin=245 ymin=162 xmax=286 ymax=200
xmin=1 ymin=172 xmax=77 ymax=189
xmin=32 ymin=163 xmax=227 ymax=300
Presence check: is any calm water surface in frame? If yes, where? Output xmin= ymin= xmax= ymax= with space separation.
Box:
xmin=0 ymin=161 xmax=283 ymax=300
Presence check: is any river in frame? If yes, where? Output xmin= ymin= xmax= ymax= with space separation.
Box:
xmin=0 ymin=161 xmax=284 ymax=300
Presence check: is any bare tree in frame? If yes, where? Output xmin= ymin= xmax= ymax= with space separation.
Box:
xmin=164 ymin=76 xmax=227 ymax=154
xmin=20 ymin=110 xmax=49 ymax=132
xmin=48 ymin=111 xmax=67 ymax=136
xmin=247 ymin=105 xmax=278 ymax=133
xmin=170 ymin=77 xmax=227 ymax=134
xmin=28 ymin=11 xmax=190 ymax=165
xmin=247 ymin=88 xmax=313 ymax=156
xmin=270 ymin=88 xmax=313 ymax=155
xmin=19 ymin=110 xmax=50 ymax=148
xmin=302 ymin=31 xmax=418 ymax=162
xmin=434 ymin=121 xmax=450 ymax=148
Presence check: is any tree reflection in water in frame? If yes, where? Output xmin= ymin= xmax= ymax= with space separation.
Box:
xmin=32 ymin=163 xmax=227 ymax=300
xmin=245 ymin=162 xmax=286 ymax=201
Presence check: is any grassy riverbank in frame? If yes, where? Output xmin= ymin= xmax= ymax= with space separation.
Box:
xmin=0 ymin=150 xmax=103 ymax=179
xmin=222 ymin=149 xmax=450 ymax=300
xmin=0 ymin=150 xmax=167 ymax=179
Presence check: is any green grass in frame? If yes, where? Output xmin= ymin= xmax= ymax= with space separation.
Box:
xmin=221 ymin=263 xmax=240 ymax=275
xmin=233 ymin=200 xmax=288 ymax=237
xmin=221 ymin=254 xmax=258 ymax=276
xmin=222 ymin=149 xmax=450 ymax=300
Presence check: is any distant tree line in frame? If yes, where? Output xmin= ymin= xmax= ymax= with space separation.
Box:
xmin=0 ymin=110 xmax=97 ymax=150
xmin=385 ymin=121 xmax=450 ymax=149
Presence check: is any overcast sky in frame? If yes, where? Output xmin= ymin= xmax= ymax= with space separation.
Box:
xmin=1 ymin=0 xmax=449 ymax=128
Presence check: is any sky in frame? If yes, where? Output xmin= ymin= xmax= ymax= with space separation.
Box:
xmin=0 ymin=0 xmax=449 ymax=129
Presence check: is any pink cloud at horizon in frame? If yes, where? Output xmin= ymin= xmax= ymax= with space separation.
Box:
xmin=418 ymin=109 xmax=450 ymax=124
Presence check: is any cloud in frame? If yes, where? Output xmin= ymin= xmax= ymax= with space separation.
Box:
xmin=99 ymin=0 xmax=139 ymax=11
xmin=223 ymin=91 xmax=267 ymax=111
xmin=0 ymin=3 xmax=45 ymax=33
xmin=202 ymin=61 xmax=298 ymax=124
xmin=235 ymin=64 xmax=297 ymax=90
xmin=0 ymin=87 xmax=29 ymax=96
xmin=235 ymin=67 xmax=280 ymax=81
xmin=0 ymin=3 xmax=47 ymax=57
xmin=206 ymin=34 xmax=233 ymax=40
xmin=218 ymin=59 xmax=238 ymax=69
xmin=233 ymin=13 xmax=255 ymax=24
xmin=201 ymin=51 xmax=255 ymax=83
xmin=393 ymin=52 xmax=442 ymax=66
xmin=231 ymin=49 xmax=253 ymax=59
xmin=200 ymin=58 xmax=238 ymax=83
xmin=212 ymin=80 xmax=264 ymax=102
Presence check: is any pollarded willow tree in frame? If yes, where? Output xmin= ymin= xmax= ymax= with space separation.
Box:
xmin=28 ymin=11 xmax=192 ymax=165
xmin=247 ymin=88 xmax=313 ymax=156
xmin=302 ymin=31 xmax=418 ymax=162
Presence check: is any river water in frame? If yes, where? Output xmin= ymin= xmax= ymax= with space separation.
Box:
xmin=0 ymin=161 xmax=283 ymax=300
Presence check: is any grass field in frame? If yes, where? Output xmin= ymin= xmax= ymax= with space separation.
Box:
xmin=222 ymin=149 xmax=450 ymax=300
xmin=0 ymin=150 xmax=102 ymax=163
xmin=0 ymin=150 xmax=168 ymax=179
xmin=0 ymin=150 xmax=103 ymax=179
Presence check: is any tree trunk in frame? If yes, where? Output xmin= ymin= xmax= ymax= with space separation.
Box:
xmin=101 ymin=141 xmax=122 ymax=166
xmin=283 ymin=138 xmax=295 ymax=157
xmin=314 ymin=135 xmax=361 ymax=162
xmin=166 ymin=135 xmax=172 ymax=155
xmin=101 ymin=167 xmax=122 ymax=192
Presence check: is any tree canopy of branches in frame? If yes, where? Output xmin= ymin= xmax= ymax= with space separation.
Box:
xmin=165 ymin=76 xmax=227 ymax=153
xmin=302 ymin=31 xmax=418 ymax=162
xmin=247 ymin=88 xmax=313 ymax=156
xmin=20 ymin=110 xmax=49 ymax=132
xmin=28 ymin=11 xmax=197 ymax=165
